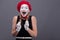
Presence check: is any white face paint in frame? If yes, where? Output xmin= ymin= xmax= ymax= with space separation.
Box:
xmin=20 ymin=4 xmax=30 ymax=17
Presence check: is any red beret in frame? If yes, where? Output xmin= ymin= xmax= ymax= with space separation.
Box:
xmin=17 ymin=0 xmax=32 ymax=12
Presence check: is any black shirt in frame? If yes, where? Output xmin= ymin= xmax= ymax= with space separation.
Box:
xmin=16 ymin=15 xmax=32 ymax=37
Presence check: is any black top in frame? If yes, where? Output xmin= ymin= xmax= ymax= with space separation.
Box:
xmin=16 ymin=15 xmax=32 ymax=37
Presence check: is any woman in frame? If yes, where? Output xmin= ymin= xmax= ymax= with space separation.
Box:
xmin=11 ymin=0 xmax=37 ymax=40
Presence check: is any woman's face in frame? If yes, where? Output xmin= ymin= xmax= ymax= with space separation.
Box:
xmin=20 ymin=4 xmax=30 ymax=17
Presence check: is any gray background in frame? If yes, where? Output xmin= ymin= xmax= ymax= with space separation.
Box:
xmin=0 ymin=0 xmax=60 ymax=40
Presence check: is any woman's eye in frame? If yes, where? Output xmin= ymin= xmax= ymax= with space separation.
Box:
xmin=25 ymin=7 xmax=28 ymax=9
xmin=21 ymin=7 xmax=23 ymax=9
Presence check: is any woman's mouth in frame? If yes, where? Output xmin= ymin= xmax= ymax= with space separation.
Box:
xmin=22 ymin=12 xmax=26 ymax=15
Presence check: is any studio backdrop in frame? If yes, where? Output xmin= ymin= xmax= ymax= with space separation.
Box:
xmin=0 ymin=0 xmax=60 ymax=40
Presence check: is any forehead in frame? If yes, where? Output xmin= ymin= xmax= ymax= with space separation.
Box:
xmin=21 ymin=4 xmax=29 ymax=7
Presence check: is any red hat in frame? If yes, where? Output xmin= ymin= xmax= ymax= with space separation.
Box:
xmin=17 ymin=0 xmax=32 ymax=12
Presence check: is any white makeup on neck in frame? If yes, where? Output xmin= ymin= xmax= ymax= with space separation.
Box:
xmin=20 ymin=4 xmax=30 ymax=17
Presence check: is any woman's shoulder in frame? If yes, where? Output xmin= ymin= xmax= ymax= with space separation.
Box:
xmin=12 ymin=15 xmax=18 ymax=21
xmin=31 ymin=15 xmax=36 ymax=20
xmin=13 ymin=16 xmax=17 ymax=19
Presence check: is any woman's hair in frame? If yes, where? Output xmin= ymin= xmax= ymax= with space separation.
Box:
xmin=17 ymin=0 xmax=32 ymax=12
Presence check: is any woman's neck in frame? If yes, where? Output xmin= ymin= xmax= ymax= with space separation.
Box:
xmin=20 ymin=15 xmax=30 ymax=20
